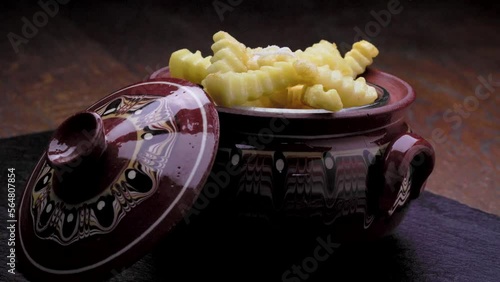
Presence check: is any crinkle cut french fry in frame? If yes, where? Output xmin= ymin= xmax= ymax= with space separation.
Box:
xmin=296 ymin=40 xmax=353 ymax=77
xmin=207 ymin=31 xmax=248 ymax=73
xmin=169 ymin=31 xmax=380 ymax=111
xmin=209 ymin=48 xmax=247 ymax=73
xmin=268 ymin=85 xmax=305 ymax=109
xmin=315 ymin=66 xmax=378 ymax=107
xmin=268 ymin=90 xmax=288 ymax=108
xmin=246 ymin=45 xmax=296 ymax=70
xmin=344 ymin=40 xmax=379 ymax=77
xmin=169 ymin=49 xmax=212 ymax=84
xmin=242 ymin=96 xmax=276 ymax=107
xmin=202 ymin=61 xmax=307 ymax=107
xmin=286 ymin=85 xmax=307 ymax=109
xmin=292 ymin=60 xmax=319 ymax=83
xmin=302 ymin=84 xmax=343 ymax=112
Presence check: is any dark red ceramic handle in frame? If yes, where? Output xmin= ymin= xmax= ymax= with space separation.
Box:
xmin=46 ymin=111 xmax=107 ymax=203
xmin=379 ymin=132 xmax=435 ymax=214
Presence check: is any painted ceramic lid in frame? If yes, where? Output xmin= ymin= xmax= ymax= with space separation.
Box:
xmin=17 ymin=78 xmax=220 ymax=280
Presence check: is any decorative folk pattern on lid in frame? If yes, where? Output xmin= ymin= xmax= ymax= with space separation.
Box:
xmin=30 ymin=95 xmax=178 ymax=245
xmin=18 ymin=79 xmax=220 ymax=280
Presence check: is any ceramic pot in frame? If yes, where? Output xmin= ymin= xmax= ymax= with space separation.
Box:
xmin=17 ymin=67 xmax=434 ymax=280
xmin=151 ymin=67 xmax=435 ymax=240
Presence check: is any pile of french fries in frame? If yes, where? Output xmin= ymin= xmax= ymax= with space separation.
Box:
xmin=169 ymin=31 xmax=379 ymax=111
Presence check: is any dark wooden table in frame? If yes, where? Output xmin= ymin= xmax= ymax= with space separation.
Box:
xmin=1 ymin=0 xmax=498 ymax=215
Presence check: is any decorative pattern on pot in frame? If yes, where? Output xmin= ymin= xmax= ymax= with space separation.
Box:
xmin=232 ymin=147 xmax=388 ymax=229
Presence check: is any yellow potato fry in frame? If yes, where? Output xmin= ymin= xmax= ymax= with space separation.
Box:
xmin=268 ymin=85 xmax=311 ymax=109
xmin=169 ymin=49 xmax=212 ymax=85
xmin=296 ymin=40 xmax=353 ymax=77
xmin=344 ymin=40 xmax=379 ymax=77
xmin=292 ymin=60 xmax=319 ymax=83
xmin=302 ymin=84 xmax=343 ymax=112
xmin=268 ymin=89 xmax=288 ymax=107
xmin=246 ymin=45 xmax=296 ymax=70
xmin=286 ymin=85 xmax=307 ymax=109
xmin=202 ymin=61 xmax=308 ymax=107
xmin=209 ymin=48 xmax=247 ymax=73
xmin=241 ymin=96 xmax=276 ymax=107
xmin=315 ymin=66 xmax=378 ymax=107
xmin=169 ymin=31 xmax=381 ymax=112
xmin=207 ymin=31 xmax=248 ymax=73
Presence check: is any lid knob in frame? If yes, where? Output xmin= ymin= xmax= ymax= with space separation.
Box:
xmin=47 ymin=111 xmax=107 ymax=204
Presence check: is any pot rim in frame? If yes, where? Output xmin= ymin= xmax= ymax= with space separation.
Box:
xmin=150 ymin=67 xmax=415 ymax=120
xmin=214 ymin=68 xmax=415 ymax=119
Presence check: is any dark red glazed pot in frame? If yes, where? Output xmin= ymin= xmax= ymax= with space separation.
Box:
xmin=152 ymin=67 xmax=435 ymax=240
xmin=17 ymin=67 xmax=434 ymax=280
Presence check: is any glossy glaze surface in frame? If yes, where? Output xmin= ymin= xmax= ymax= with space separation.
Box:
xmin=17 ymin=79 xmax=219 ymax=280
xmin=201 ymin=115 xmax=434 ymax=240
xmin=152 ymin=67 xmax=435 ymax=240
xmin=18 ymin=67 xmax=435 ymax=280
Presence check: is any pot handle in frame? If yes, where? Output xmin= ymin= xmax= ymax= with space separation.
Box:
xmin=379 ymin=132 xmax=435 ymax=214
